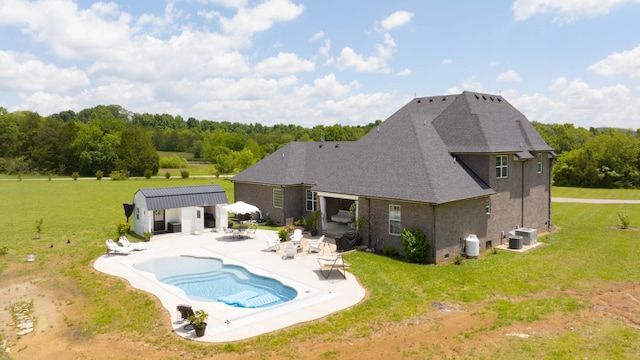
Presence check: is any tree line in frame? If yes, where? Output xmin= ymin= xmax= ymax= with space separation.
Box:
xmin=0 ymin=105 xmax=381 ymax=177
xmin=2 ymin=104 xmax=638 ymax=188
xmin=533 ymin=122 xmax=640 ymax=189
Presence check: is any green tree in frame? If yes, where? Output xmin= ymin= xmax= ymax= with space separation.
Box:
xmin=116 ymin=126 xmax=160 ymax=176
xmin=71 ymin=124 xmax=119 ymax=176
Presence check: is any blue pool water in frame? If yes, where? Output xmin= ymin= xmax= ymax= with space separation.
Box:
xmin=134 ymin=256 xmax=297 ymax=308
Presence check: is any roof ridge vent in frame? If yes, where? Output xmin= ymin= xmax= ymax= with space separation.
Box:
xmin=442 ymin=97 xmax=446 ymax=101
xmin=474 ymin=94 xmax=479 ymax=99
xmin=335 ymin=144 xmax=339 ymax=148
xmin=429 ymin=99 xmax=433 ymax=102
xmin=490 ymin=96 xmax=494 ymax=101
xmin=482 ymin=95 xmax=487 ymax=100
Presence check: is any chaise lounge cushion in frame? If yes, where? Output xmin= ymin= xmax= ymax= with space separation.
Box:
xmin=331 ymin=210 xmax=354 ymax=223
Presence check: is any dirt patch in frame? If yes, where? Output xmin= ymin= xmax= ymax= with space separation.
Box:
xmin=3 ymin=263 xmax=640 ymax=360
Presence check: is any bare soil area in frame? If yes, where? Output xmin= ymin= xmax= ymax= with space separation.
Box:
xmin=3 ymin=261 xmax=640 ymax=360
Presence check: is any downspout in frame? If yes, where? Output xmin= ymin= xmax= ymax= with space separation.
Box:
xmin=431 ymin=204 xmax=437 ymax=264
xmin=367 ymin=197 xmax=372 ymax=250
xmin=521 ymin=160 xmax=525 ymax=228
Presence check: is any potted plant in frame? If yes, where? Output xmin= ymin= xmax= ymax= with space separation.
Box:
xmin=143 ymin=231 xmax=153 ymax=242
xmin=189 ymin=309 xmax=208 ymax=337
xmin=310 ymin=210 xmax=320 ymax=236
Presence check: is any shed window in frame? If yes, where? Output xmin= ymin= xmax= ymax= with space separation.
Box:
xmin=389 ymin=205 xmax=401 ymax=235
xmin=273 ymin=189 xmax=283 ymax=208
xmin=496 ymin=155 xmax=508 ymax=178
xmin=485 ymin=199 xmax=491 ymax=215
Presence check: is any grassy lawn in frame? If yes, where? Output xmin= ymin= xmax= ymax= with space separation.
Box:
xmin=553 ymin=186 xmax=640 ymax=199
xmin=2 ymin=180 xmax=640 ymax=358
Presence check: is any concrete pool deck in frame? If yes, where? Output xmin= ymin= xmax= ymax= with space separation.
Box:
xmin=93 ymin=229 xmax=366 ymax=342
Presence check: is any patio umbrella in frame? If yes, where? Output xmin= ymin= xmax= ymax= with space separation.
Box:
xmin=223 ymin=201 xmax=260 ymax=215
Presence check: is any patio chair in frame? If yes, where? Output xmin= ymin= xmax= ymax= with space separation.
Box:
xmin=223 ymin=227 xmax=234 ymax=239
xmin=176 ymin=304 xmax=195 ymax=322
xmin=290 ymin=229 xmax=303 ymax=248
xmin=283 ymin=242 xmax=296 ymax=259
xmin=316 ymin=254 xmax=350 ymax=279
xmin=118 ymin=236 xmax=147 ymax=250
xmin=307 ymin=235 xmax=325 ymax=254
xmin=263 ymin=234 xmax=280 ymax=252
xmin=105 ymin=239 xmax=133 ymax=255
xmin=246 ymin=227 xmax=256 ymax=239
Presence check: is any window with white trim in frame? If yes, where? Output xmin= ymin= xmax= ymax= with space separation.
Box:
xmin=389 ymin=205 xmax=401 ymax=235
xmin=273 ymin=189 xmax=283 ymax=208
xmin=306 ymin=189 xmax=317 ymax=211
xmin=485 ymin=199 xmax=491 ymax=215
xmin=496 ymin=155 xmax=508 ymax=178
xmin=537 ymin=153 xmax=543 ymax=173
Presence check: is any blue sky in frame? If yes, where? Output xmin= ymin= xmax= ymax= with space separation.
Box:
xmin=1 ymin=0 xmax=639 ymax=128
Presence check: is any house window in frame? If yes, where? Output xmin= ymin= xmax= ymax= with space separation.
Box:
xmin=306 ymin=189 xmax=317 ymax=211
xmin=485 ymin=199 xmax=491 ymax=215
xmin=496 ymin=155 xmax=508 ymax=178
xmin=273 ymin=189 xmax=283 ymax=208
xmin=389 ymin=205 xmax=401 ymax=235
xmin=537 ymin=153 xmax=543 ymax=173
xmin=136 ymin=208 xmax=139 ymax=220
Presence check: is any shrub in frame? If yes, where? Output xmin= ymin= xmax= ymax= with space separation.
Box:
xmin=278 ymin=228 xmax=288 ymax=242
xmin=618 ymin=210 xmax=630 ymax=229
xmin=0 ymin=245 xmax=8 ymax=255
xmin=144 ymin=169 xmax=153 ymax=179
xmin=95 ymin=170 xmax=103 ymax=180
xmin=383 ymin=246 xmax=397 ymax=257
xmin=454 ymin=255 xmax=464 ymax=265
xmin=110 ymin=170 xmax=128 ymax=181
xmin=159 ymin=155 xmax=188 ymax=169
xmin=71 ymin=172 xmax=79 ymax=180
xmin=401 ymin=227 xmax=430 ymax=263
xmin=116 ymin=222 xmax=130 ymax=236
xmin=143 ymin=232 xmax=153 ymax=242
xmin=164 ymin=172 xmax=171 ymax=179
xmin=265 ymin=218 xmax=275 ymax=226
xmin=180 ymin=170 xmax=190 ymax=179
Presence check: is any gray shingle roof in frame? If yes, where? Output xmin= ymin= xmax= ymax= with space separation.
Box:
xmin=231 ymin=141 xmax=358 ymax=186
xmin=233 ymin=91 xmax=553 ymax=205
xmin=137 ymin=185 xmax=228 ymax=210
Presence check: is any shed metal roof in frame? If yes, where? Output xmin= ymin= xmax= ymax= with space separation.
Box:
xmin=137 ymin=185 xmax=228 ymax=210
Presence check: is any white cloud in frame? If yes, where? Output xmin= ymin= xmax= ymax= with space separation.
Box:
xmin=513 ymin=77 xmax=640 ymax=128
xmin=309 ymin=31 xmax=324 ymax=42
xmin=496 ymin=69 xmax=522 ymax=82
xmin=512 ymin=0 xmax=640 ymax=23
xmin=379 ymin=10 xmax=414 ymax=31
xmin=253 ymin=52 xmax=315 ymax=75
xmin=219 ymin=0 xmax=303 ymax=36
xmin=0 ymin=51 xmax=89 ymax=92
xmin=295 ymin=74 xmax=354 ymax=98
xmin=397 ymin=68 xmax=411 ymax=76
xmin=319 ymin=39 xmax=331 ymax=56
xmin=337 ymin=33 xmax=396 ymax=73
xmin=15 ymin=91 xmax=80 ymax=115
xmin=589 ymin=44 xmax=640 ymax=78
xmin=441 ymin=58 xmax=452 ymax=65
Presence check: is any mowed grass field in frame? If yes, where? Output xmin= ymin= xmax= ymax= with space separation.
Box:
xmin=1 ymin=182 xmax=640 ymax=358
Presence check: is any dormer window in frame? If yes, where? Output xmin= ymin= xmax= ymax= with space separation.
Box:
xmin=496 ymin=155 xmax=508 ymax=179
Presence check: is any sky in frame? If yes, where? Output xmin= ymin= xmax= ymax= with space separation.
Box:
xmin=1 ymin=0 xmax=640 ymax=129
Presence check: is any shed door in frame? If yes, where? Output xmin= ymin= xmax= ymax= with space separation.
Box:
xmin=154 ymin=210 xmax=165 ymax=232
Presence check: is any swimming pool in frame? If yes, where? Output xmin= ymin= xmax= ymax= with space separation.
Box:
xmin=134 ymin=256 xmax=297 ymax=308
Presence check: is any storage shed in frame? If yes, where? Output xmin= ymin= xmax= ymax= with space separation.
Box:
xmin=131 ymin=185 xmax=228 ymax=236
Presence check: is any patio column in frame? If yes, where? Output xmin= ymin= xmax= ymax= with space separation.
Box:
xmin=319 ymin=195 xmax=327 ymax=231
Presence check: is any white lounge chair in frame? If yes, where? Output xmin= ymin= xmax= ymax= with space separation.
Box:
xmin=289 ymin=229 xmax=303 ymax=248
xmin=263 ymin=234 xmax=280 ymax=252
xmin=118 ymin=236 xmax=147 ymax=250
xmin=105 ymin=239 xmax=133 ymax=255
xmin=316 ymin=255 xmax=350 ymax=279
xmin=307 ymin=235 xmax=325 ymax=254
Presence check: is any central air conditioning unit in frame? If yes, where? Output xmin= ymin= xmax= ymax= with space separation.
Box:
xmin=515 ymin=228 xmax=537 ymax=246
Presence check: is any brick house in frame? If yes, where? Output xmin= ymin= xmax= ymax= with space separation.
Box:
xmin=232 ymin=91 xmax=554 ymax=263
